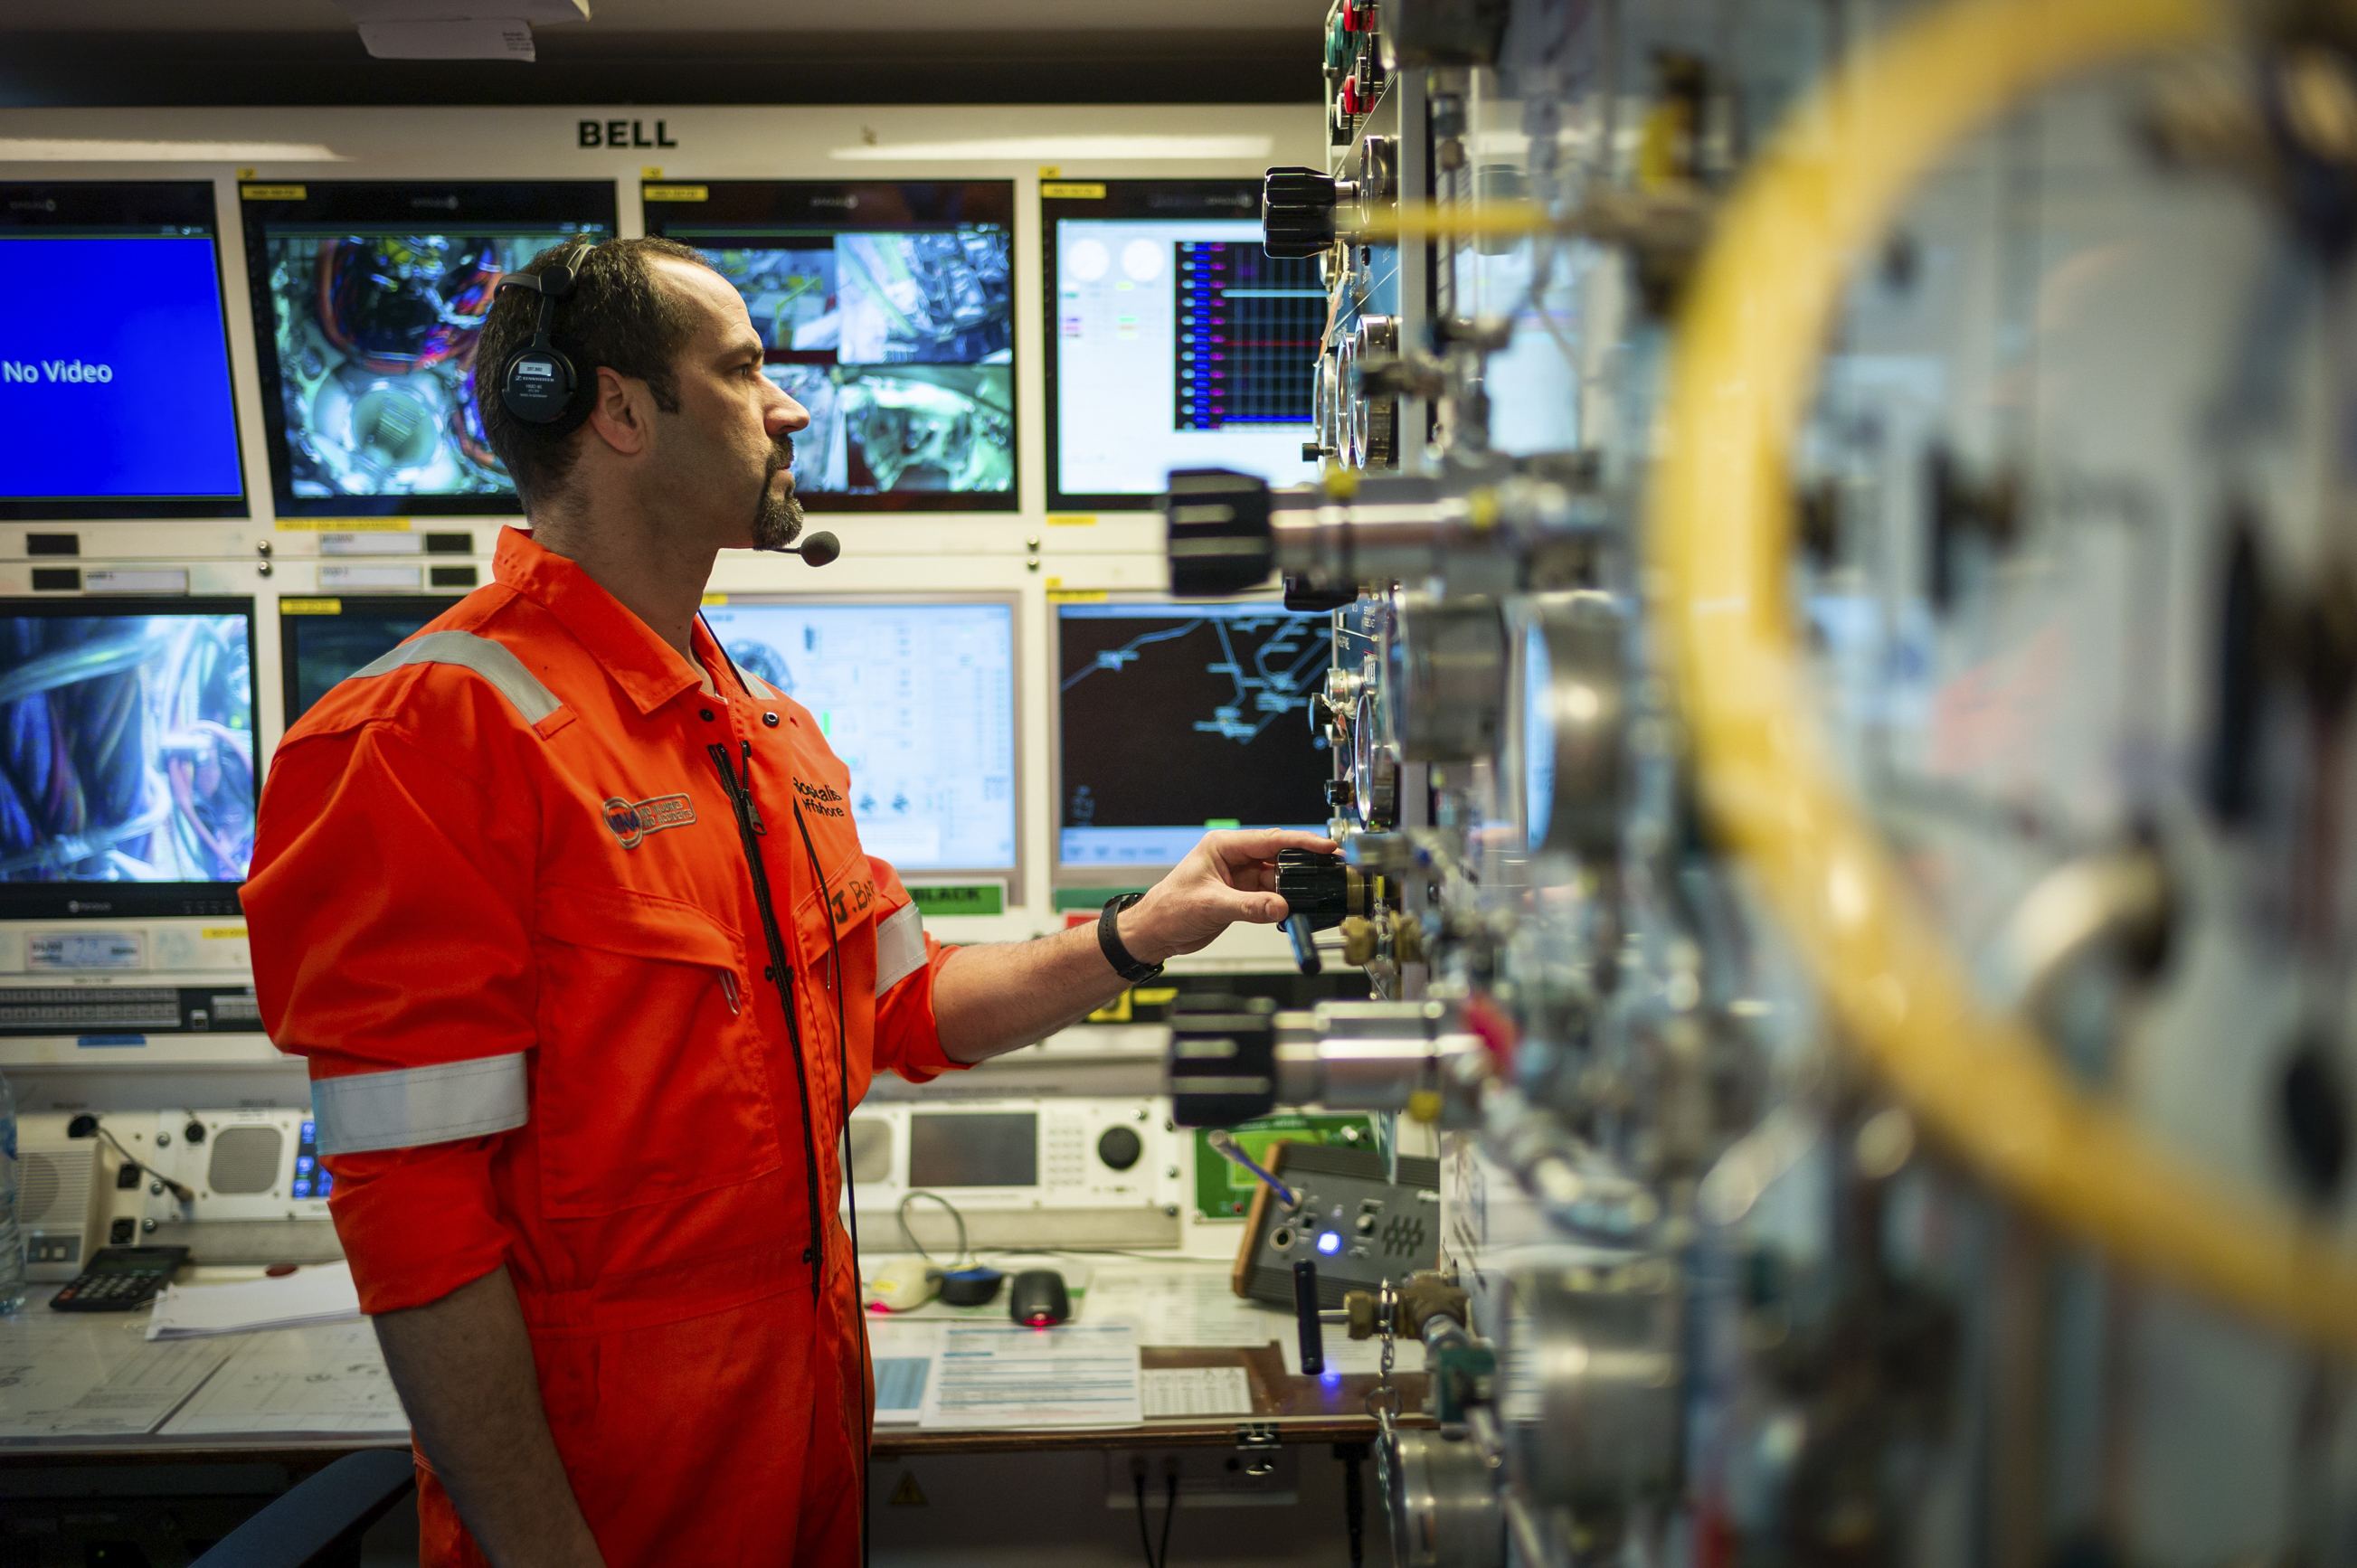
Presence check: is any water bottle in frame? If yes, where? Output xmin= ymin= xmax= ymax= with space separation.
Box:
xmin=0 ymin=1070 xmax=25 ymax=1314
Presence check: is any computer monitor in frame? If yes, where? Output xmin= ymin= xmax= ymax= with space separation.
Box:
xmin=241 ymin=181 xmax=618 ymax=516
xmin=0 ymin=598 xmax=258 ymax=920
xmin=644 ymin=182 xmax=1017 ymax=511
xmin=1055 ymin=600 xmax=1330 ymax=875
xmin=0 ymin=182 xmax=244 ymax=519
xmin=279 ymin=594 xmax=459 ymax=728
xmin=1042 ymin=180 xmax=1321 ymax=511
xmin=700 ymin=597 xmax=1018 ymax=875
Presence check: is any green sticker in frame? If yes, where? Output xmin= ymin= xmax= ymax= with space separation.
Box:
xmin=907 ymin=883 xmax=1005 ymax=917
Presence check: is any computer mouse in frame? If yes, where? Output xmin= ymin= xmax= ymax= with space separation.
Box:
xmin=938 ymin=1266 xmax=1004 ymax=1308
xmin=864 ymin=1260 xmax=939 ymax=1314
xmin=1008 ymin=1268 xmax=1070 ymax=1327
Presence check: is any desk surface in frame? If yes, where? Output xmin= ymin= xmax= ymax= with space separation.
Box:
xmin=0 ymin=1260 xmax=1425 ymax=1463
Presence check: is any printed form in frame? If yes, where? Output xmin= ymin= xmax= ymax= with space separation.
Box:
xmin=918 ymin=1324 xmax=1142 ymax=1430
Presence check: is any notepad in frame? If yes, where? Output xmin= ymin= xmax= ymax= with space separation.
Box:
xmin=145 ymin=1262 xmax=362 ymax=1340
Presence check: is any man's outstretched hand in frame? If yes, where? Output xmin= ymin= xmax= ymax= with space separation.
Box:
xmin=1119 ymin=828 xmax=1339 ymax=965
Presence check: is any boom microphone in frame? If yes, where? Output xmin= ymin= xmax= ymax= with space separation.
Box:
xmin=793 ymin=531 xmax=840 ymax=568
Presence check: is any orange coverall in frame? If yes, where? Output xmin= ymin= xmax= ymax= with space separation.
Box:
xmin=245 ymin=527 xmax=964 ymax=1565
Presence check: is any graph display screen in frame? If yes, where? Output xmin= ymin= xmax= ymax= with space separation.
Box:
xmin=0 ymin=599 xmax=258 ymax=917
xmin=702 ymin=599 xmax=1017 ymax=873
xmin=241 ymin=182 xmax=616 ymax=515
xmin=1055 ymin=600 xmax=1330 ymax=870
xmin=1044 ymin=180 xmax=1320 ymax=510
xmin=280 ymin=595 xmax=459 ymax=726
xmin=646 ymin=183 xmax=1016 ymax=510
xmin=0 ymin=183 xmax=244 ymax=517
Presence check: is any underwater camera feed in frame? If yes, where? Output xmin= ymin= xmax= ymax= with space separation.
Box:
xmin=705 ymin=229 xmax=1015 ymax=498
xmin=262 ymin=231 xmax=592 ymax=502
xmin=0 ymin=609 xmax=256 ymax=884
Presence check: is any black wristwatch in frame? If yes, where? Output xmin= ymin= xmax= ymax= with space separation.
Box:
xmin=1098 ymin=892 xmax=1165 ymax=984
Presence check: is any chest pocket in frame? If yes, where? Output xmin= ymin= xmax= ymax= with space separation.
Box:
xmin=531 ymin=883 xmax=785 ymax=1218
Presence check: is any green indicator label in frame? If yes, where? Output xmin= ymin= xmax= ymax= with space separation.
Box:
xmin=1204 ymin=817 xmax=1242 ymax=828
xmin=1193 ymin=1113 xmax=1377 ymax=1219
xmin=908 ymin=883 xmax=1004 ymax=917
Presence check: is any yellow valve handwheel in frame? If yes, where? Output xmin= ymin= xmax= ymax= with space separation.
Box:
xmin=1650 ymin=0 xmax=2357 ymax=1354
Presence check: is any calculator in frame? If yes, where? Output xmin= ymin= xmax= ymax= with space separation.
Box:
xmin=48 ymin=1246 xmax=191 ymax=1312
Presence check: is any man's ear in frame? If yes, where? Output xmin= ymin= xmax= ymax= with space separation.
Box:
xmin=582 ymin=365 xmax=650 ymax=456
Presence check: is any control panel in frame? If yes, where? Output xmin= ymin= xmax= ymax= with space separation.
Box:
xmin=1235 ymin=1141 xmax=1438 ymax=1310
xmin=845 ymin=1096 xmax=1186 ymax=1251
xmin=110 ymin=1109 xmax=334 ymax=1224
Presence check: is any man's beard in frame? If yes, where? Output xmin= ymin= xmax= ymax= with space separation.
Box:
xmin=752 ymin=444 xmax=804 ymax=552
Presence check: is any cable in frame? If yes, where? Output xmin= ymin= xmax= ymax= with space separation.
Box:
xmin=1158 ymin=1469 xmax=1178 ymax=1568
xmin=1647 ymin=0 xmax=2357 ymax=1355
xmin=66 ymin=1114 xmax=194 ymax=1204
xmin=1132 ymin=1469 xmax=1157 ymax=1568
xmin=895 ymin=1190 xmax=971 ymax=1268
xmin=1339 ymin=1442 xmax=1366 ymax=1568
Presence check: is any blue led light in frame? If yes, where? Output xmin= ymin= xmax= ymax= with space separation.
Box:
xmin=1317 ymin=1232 xmax=1341 ymax=1256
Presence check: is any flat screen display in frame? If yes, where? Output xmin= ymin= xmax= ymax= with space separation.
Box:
xmin=0 ymin=598 xmax=258 ymax=918
xmin=1043 ymin=180 xmax=1320 ymax=510
xmin=279 ymin=595 xmax=459 ymax=727
xmin=0 ymin=183 xmax=244 ymax=518
xmin=242 ymin=182 xmax=616 ymax=516
xmin=702 ymin=599 xmax=1017 ymax=874
xmin=908 ymin=1112 xmax=1037 ymax=1188
xmin=1055 ymin=600 xmax=1330 ymax=872
xmin=645 ymin=182 xmax=1016 ymax=511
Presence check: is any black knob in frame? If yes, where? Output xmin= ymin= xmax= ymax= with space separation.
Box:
xmin=1166 ymin=468 xmax=1276 ymax=597
xmin=1097 ymin=1126 xmax=1144 ymax=1172
xmin=184 ymin=1120 xmax=206 ymax=1146
xmin=1264 ymin=165 xmax=1342 ymax=259
xmin=1283 ymin=575 xmax=1358 ymax=613
xmin=1276 ymin=847 xmax=1350 ymax=928
xmin=1325 ymin=778 xmax=1357 ymax=807
xmin=1168 ymin=994 xmax=1279 ymax=1128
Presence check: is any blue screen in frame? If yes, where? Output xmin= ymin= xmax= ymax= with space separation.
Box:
xmin=0 ymin=237 xmax=242 ymax=500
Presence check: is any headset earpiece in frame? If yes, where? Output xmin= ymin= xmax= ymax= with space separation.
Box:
xmin=495 ymin=260 xmax=588 ymax=430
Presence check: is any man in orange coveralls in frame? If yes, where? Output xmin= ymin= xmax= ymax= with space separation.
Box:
xmin=242 ymin=235 xmax=1330 ymax=1568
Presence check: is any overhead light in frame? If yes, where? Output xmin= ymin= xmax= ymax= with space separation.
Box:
xmin=331 ymin=0 xmax=589 ymax=61
xmin=829 ymin=134 xmax=1277 ymax=164
xmin=0 ymin=139 xmax=352 ymax=163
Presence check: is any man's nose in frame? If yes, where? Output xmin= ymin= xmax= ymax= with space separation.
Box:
xmin=766 ymin=386 xmax=810 ymax=437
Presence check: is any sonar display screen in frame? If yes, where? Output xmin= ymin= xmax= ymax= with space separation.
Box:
xmin=1055 ymin=600 xmax=1330 ymax=870
xmin=0 ymin=182 xmax=245 ymax=518
xmin=0 ymin=600 xmax=257 ymax=909
xmin=242 ymin=182 xmax=616 ymax=515
xmin=646 ymin=182 xmax=1016 ymax=510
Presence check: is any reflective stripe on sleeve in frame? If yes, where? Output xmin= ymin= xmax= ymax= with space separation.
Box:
xmin=874 ymin=902 xmax=927 ymax=997
xmin=311 ymin=1053 xmax=530 ymax=1156
xmin=352 ymin=631 xmax=563 ymax=723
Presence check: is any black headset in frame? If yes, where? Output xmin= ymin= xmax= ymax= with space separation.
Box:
xmin=493 ymin=251 xmax=592 ymax=431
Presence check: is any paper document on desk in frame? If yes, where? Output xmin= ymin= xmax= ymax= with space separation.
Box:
xmin=0 ymin=1303 xmax=227 ymax=1440
xmin=1141 ymin=1365 xmax=1253 ymax=1418
xmin=160 ymin=1321 xmax=409 ymax=1438
xmin=862 ymin=1319 xmax=940 ymax=1426
xmin=1082 ymin=1268 xmax=1283 ymax=1348
xmin=147 ymin=1262 xmax=362 ymax=1340
xmin=918 ymin=1324 xmax=1142 ymax=1430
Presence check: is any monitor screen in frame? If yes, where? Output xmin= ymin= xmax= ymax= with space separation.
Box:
xmin=702 ymin=598 xmax=1018 ymax=874
xmin=279 ymin=595 xmax=459 ymax=727
xmin=1043 ymin=180 xmax=1321 ymax=510
xmin=0 ymin=598 xmax=258 ymax=919
xmin=1055 ymin=600 xmax=1330 ymax=872
xmin=645 ymin=182 xmax=1016 ymax=511
xmin=241 ymin=182 xmax=617 ymax=516
xmin=0 ymin=182 xmax=244 ymax=518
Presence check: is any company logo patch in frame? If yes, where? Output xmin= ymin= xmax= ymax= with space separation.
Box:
xmin=602 ymin=793 xmax=696 ymax=849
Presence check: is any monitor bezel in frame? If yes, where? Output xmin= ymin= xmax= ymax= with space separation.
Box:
xmin=701 ymin=589 xmax=1027 ymax=889
xmin=278 ymin=592 xmax=462 ymax=731
xmin=0 ymin=593 xmax=260 ymax=921
xmin=1049 ymin=591 xmax=1330 ymax=888
xmin=1039 ymin=177 xmax=1311 ymax=515
xmin=240 ymin=180 xmax=620 ymax=520
xmin=0 ymin=181 xmax=249 ymax=521
xmin=641 ymin=179 xmax=1020 ymax=515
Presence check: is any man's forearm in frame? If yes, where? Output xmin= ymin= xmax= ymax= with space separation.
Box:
xmin=932 ymin=921 xmax=1137 ymax=1063
xmin=370 ymin=1266 xmax=603 ymax=1568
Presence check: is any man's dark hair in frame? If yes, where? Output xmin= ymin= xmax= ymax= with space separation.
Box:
xmin=472 ymin=234 xmax=715 ymax=507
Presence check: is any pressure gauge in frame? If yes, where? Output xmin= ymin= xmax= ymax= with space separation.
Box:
xmin=1514 ymin=591 xmax=1630 ymax=859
